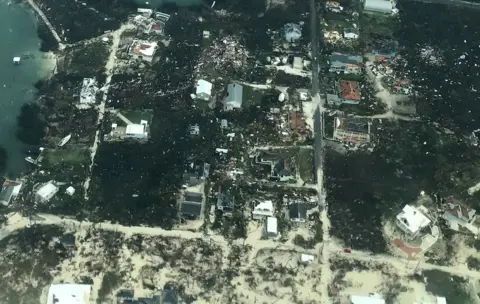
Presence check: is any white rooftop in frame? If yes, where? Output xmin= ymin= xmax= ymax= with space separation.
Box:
xmin=301 ymin=253 xmax=314 ymax=262
xmin=47 ymin=284 xmax=91 ymax=304
xmin=437 ymin=297 xmax=447 ymax=304
xmin=36 ymin=182 xmax=58 ymax=199
xmin=196 ymin=79 xmax=213 ymax=96
xmin=130 ymin=40 xmax=158 ymax=57
xmin=350 ymin=295 xmax=385 ymax=304
xmin=126 ymin=124 xmax=145 ymax=135
xmin=266 ymin=216 xmax=277 ymax=234
xmin=254 ymin=200 xmax=274 ymax=213
xmin=396 ymin=205 xmax=431 ymax=234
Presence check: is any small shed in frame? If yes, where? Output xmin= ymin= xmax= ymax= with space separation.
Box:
xmin=66 ymin=186 xmax=75 ymax=196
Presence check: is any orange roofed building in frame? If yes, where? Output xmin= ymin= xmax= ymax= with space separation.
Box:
xmin=339 ymin=80 xmax=361 ymax=104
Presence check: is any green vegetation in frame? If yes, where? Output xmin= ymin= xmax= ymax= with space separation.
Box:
xmin=122 ymin=109 xmax=154 ymax=124
xmin=68 ymin=41 xmax=110 ymax=78
xmin=43 ymin=146 xmax=89 ymax=168
xmin=298 ymin=148 xmax=314 ymax=183
xmin=421 ymin=270 xmax=474 ymax=303
xmin=243 ymin=85 xmax=265 ymax=107
xmin=360 ymin=13 xmax=398 ymax=42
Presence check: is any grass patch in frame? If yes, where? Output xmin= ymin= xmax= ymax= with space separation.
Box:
xmin=122 ymin=109 xmax=154 ymax=124
xmin=43 ymin=146 xmax=89 ymax=167
xmin=421 ymin=270 xmax=474 ymax=303
xmin=325 ymin=12 xmax=355 ymax=31
xmin=360 ymin=13 xmax=397 ymax=41
xmin=298 ymin=148 xmax=314 ymax=183
xmin=243 ymin=85 xmax=265 ymax=107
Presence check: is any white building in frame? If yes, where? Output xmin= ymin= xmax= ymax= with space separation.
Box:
xmin=128 ymin=40 xmax=158 ymax=63
xmin=284 ymin=23 xmax=302 ymax=42
xmin=126 ymin=123 xmax=148 ymax=139
xmin=203 ymin=30 xmax=210 ymax=39
xmin=36 ymin=181 xmax=59 ymax=203
xmin=364 ymin=0 xmax=394 ymax=14
xmin=350 ymin=295 xmax=385 ymax=304
xmin=195 ymin=79 xmax=213 ymax=101
xmin=293 ymin=57 xmax=303 ymax=70
xmin=396 ymin=205 xmax=431 ymax=239
xmin=344 ymin=28 xmax=359 ymax=39
xmin=47 ymin=284 xmax=92 ymax=304
xmin=66 ymin=186 xmax=75 ymax=196
xmin=300 ymin=253 xmax=315 ymax=263
xmin=263 ymin=216 xmax=278 ymax=238
xmin=252 ymin=200 xmax=274 ymax=220
xmin=79 ymin=78 xmax=98 ymax=104
xmin=224 ymin=83 xmax=243 ymax=111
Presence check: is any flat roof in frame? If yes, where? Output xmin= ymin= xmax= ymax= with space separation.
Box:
xmin=126 ymin=124 xmax=145 ymax=135
xmin=254 ymin=200 xmax=274 ymax=212
xmin=351 ymin=295 xmax=385 ymax=304
xmin=47 ymin=284 xmax=92 ymax=304
xmin=36 ymin=183 xmax=58 ymax=198
xmin=266 ymin=216 xmax=277 ymax=233
xmin=397 ymin=205 xmax=431 ymax=234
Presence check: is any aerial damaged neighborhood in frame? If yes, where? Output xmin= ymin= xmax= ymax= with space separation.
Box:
xmin=1 ymin=0 xmax=480 ymax=303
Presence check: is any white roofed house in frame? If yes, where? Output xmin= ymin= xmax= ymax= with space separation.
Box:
xmin=252 ymin=200 xmax=275 ymax=220
xmin=263 ymin=216 xmax=278 ymax=238
xmin=224 ymin=83 xmax=243 ymax=111
xmin=195 ymin=79 xmax=213 ymax=101
xmin=47 ymin=284 xmax=92 ymax=304
xmin=35 ymin=181 xmax=59 ymax=203
xmin=395 ymin=205 xmax=431 ymax=240
xmin=364 ymin=0 xmax=394 ymax=14
xmin=350 ymin=294 xmax=385 ymax=304
xmin=125 ymin=122 xmax=148 ymax=139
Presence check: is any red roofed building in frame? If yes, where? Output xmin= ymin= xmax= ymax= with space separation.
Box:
xmin=443 ymin=196 xmax=476 ymax=224
xmin=339 ymin=80 xmax=361 ymax=104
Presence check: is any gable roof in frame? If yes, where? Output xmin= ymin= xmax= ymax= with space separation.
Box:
xmin=330 ymin=52 xmax=363 ymax=65
xmin=196 ymin=79 xmax=213 ymax=96
xmin=339 ymin=80 xmax=361 ymax=100
xmin=289 ymin=201 xmax=307 ymax=220
xmin=226 ymin=83 xmax=243 ymax=108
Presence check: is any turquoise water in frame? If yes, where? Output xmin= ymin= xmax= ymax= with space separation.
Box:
xmin=0 ymin=0 xmax=55 ymax=175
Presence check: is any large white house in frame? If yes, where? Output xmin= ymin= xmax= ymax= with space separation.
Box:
xmin=35 ymin=181 xmax=59 ymax=203
xmin=195 ymin=79 xmax=213 ymax=101
xmin=47 ymin=284 xmax=92 ymax=304
xmin=396 ymin=205 xmax=431 ymax=239
xmin=252 ymin=200 xmax=274 ymax=220
xmin=126 ymin=122 xmax=148 ymax=139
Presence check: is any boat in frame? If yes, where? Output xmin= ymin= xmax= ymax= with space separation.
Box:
xmin=58 ymin=134 xmax=72 ymax=147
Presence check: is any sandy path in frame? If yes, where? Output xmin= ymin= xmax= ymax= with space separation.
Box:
xmin=83 ymin=23 xmax=134 ymax=200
